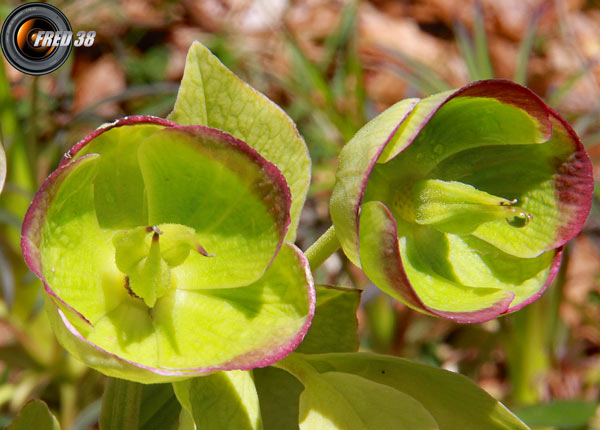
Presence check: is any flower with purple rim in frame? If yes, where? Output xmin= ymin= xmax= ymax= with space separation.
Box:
xmin=22 ymin=116 xmax=315 ymax=383
xmin=331 ymin=79 xmax=593 ymax=323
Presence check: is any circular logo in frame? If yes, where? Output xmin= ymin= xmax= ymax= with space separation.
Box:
xmin=1 ymin=3 xmax=72 ymax=75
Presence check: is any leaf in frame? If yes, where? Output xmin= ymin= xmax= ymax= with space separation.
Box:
xmin=296 ymin=285 xmax=360 ymax=354
xmin=303 ymin=352 xmax=531 ymax=430
xmin=276 ymin=354 xmax=438 ymax=430
xmin=99 ymin=378 xmax=142 ymax=430
xmin=254 ymin=367 xmax=303 ymax=430
xmin=99 ymin=379 xmax=181 ymax=430
xmin=173 ymin=370 xmax=262 ymax=430
xmin=169 ymin=41 xmax=311 ymax=242
xmin=513 ymin=400 xmax=598 ymax=428
xmin=7 ymin=400 xmax=60 ymax=430
xmin=139 ymin=384 xmax=181 ymax=430
xmin=300 ymin=371 xmax=438 ymax=430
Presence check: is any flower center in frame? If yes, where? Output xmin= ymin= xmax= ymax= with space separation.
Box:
xmin=392 ymin=179 xmax=532 ymax=235
xmin=112 ymin=223 xmax=213 ymax=307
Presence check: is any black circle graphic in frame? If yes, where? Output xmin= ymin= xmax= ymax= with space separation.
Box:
xmin=1 ymin=3 xmax=72 ymax=75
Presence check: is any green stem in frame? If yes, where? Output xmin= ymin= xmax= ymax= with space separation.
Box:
xmin=99 ymin=377 xmax=142 ymax=430
xmin=26 ymin=77 xmax=38 ymax=185
xmin=505 ymin=299 xmax=549 ymax=405
xmin=304 ymin=226 xmax=341 ymax=271
xmin=59 ymin=383 xmax=76 ymax=430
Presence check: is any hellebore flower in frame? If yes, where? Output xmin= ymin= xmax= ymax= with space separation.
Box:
xmin=331 ymin=80 xmax=593 ymax=323
xmin=21 ymin=115 xmax=315 ymax=383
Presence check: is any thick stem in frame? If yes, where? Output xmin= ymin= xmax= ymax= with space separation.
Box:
xmin=304 ymin=225 xmax=341 ymax=271
xmin=99 ymin=378 xmax=142 ymax=430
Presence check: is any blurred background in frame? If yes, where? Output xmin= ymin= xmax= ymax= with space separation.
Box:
xmin=0 ymin=0 xmax=599 ymax=428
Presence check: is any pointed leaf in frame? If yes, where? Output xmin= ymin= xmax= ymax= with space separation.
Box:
xmin=296 ymin=285 xmax=360 ymax=354
xmin=276 ymin=354 xmax=438 ymax=430
xmin=254 ymin=367 xmax=303 ymax=430
xmin=139 ymin=384 xmax=181 ymax=430
xmin=299 ymin=371 xmax=438 ymax=430
xmin=303 ymin=352 xmax=531 ymax=430
xmin=513 ymin=400 xmax=597 ymax=428
xmin=8 ymin=400 xmax=60 ymax=430
xmin=99 ymin=378 xmax=142 ymax=430
xmin=173 ymin=371 xmax=262 ymax=430
xmin=169 ymin=42 xmax=310 ymax=241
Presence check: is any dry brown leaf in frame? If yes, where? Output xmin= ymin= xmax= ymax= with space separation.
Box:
xmin=72 ymin=55 xmax=126 ymax=117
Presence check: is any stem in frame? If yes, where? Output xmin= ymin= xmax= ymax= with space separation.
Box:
xmin=59 ymin=383 xmax=76 ymax=430
xmin=99 ymin=377 xmax=142 ymax=430
xmin=304 ymin=226 xmax=341 ymax=271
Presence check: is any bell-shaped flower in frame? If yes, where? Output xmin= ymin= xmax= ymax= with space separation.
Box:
xmin=21 ymin=70 xmax=317 ymax=384
xmin=331 ymin=80 xmax=593 ymax=322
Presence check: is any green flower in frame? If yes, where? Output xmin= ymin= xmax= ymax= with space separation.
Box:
xmin=331 ymin=80 xmax=593 ymax=322
xmin=21 ymin=42 xmax=315 ymax=383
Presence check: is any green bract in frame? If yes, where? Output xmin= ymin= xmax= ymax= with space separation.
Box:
xmin=21 ymin=43 xmax=315 ymax=383
xmin=331 ymin=80 xmax=593 ymax=322
xmin=169 ymin=42 xmax=311 ymax=243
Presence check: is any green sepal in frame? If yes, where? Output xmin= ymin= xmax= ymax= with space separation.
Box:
xmin=296 ymin=285 xmax=360 ymax=354
xmin=169 ymin=41 xmax=310 ymax=242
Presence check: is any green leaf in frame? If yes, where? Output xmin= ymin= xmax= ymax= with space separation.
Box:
xmin=99 ymin=378 xmax=142 ymax=430
xmin=139 ymin=384 xmax=182 ymax=430
xmin=169 ymin=41 xmax=311 ymax=242
xmin=301 ymin=371 xmax=438 ymax=430
xmin=513 ymin=400 xmax=598 ymax=428
xmin=296 ymin=285 xmax=360 ymax=354
xmin=8 ymin=400 xmax=60 ymax=430
xmin=254 ymin=367 xmax=303 ymax=430
xmin=303 ymin=352 xmax=530 ymax=430
xmin=173 ymin=370 xmax=262 ymax=430
xmin=276 ymin=354 xmax=438 ymax=430
xmin=99 ymin=379 xmax=181 ymax=430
